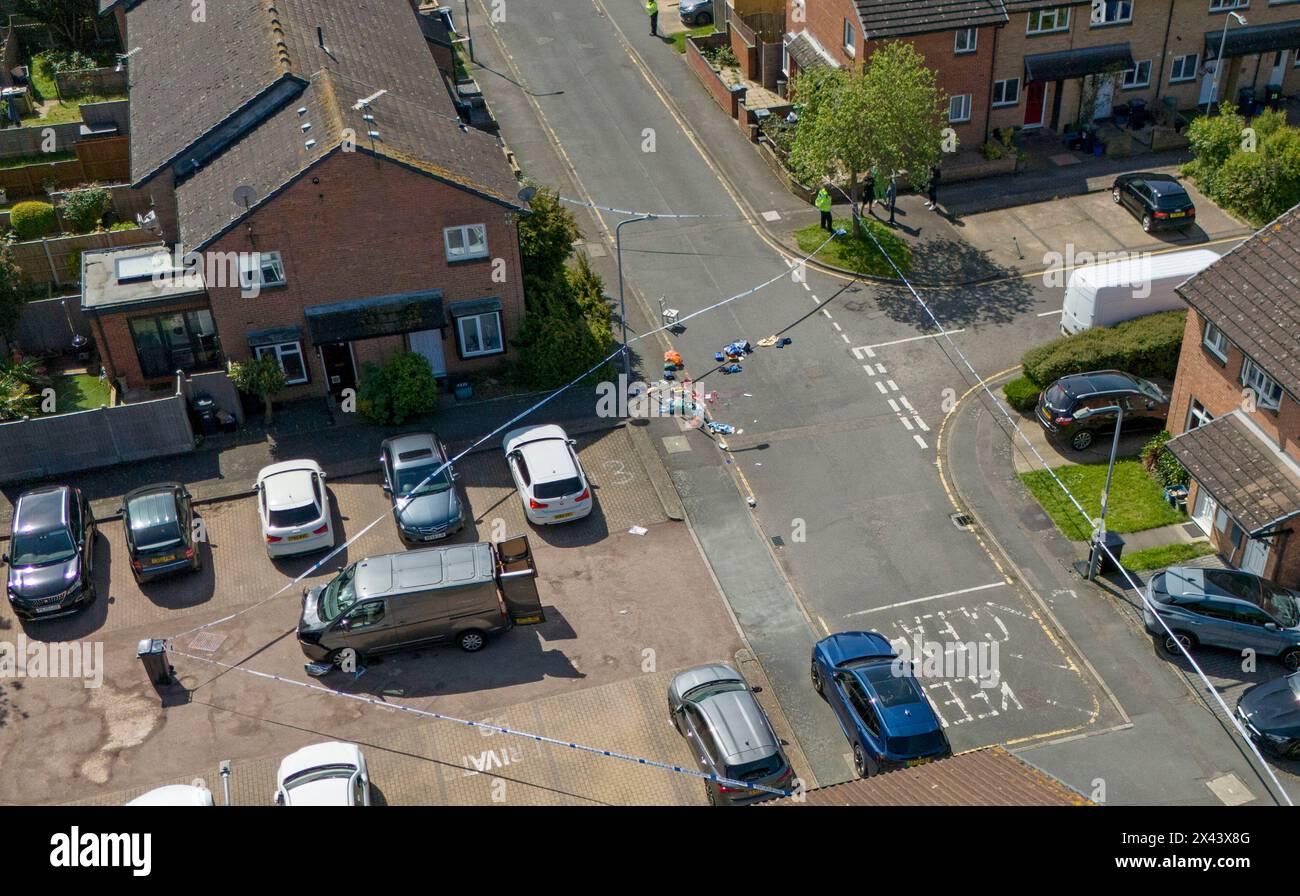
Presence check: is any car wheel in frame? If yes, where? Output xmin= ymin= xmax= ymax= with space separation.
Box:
xmin=706 ymin=785 xmax=718 ymax=806
xmin=1141 ymin=215 xmax=1152 ymax=233
xmin=853 ymin=744 xmax=875 ymax=779
xmin=696 ymin=12 xmax=712 ymax=25
xmin=1070 ymin=429 xmax=1094 ymax=451
xmin=458 ymin=629 xmax=487 ymax=652
xmin=1280 ymin=648 xmax=1300 ymax=672
xmin=810 ymin=660 xmax=824 ymax=696
xmin=1159 ymin=630 xmax=1195 ymax=656
xmin=1111 ymin=188 xmax=1121 ymax=203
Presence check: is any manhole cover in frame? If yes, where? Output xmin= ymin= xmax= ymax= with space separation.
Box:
xmin=189 ymin=631 xmax=227 ymax=652
xmin=950 ymin=512 xmax=974 ymax=529
xmin=662 ymin=435 xmax=692 ymax=454
xmin=771 ymin=535 xmax=785 ymax=547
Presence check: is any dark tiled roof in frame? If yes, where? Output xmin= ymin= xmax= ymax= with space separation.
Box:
xmin=786 ymin=31 xmax=838 ymax=71
xmin=126 ymin=0 xmax=460 ymax=182
xmin=304 ymin=290 xmax=446 ymax=343
xmin=1024 ymin=44 xmax=1134 ymax=83
xmin=175 ymin=70 xmax=521 ymax=249
xmin=1003 ymin=0 xmax=1088 ymax=11
xmin=766 ymin=747 xmax=1092 ymax=806
xmin=854 ymin=0 xmax=1008 ymax=39
xmin=1176 ymin=205 xmax=1300 ymax=398
xmin=1169 ymin=412 xmax=1300 ymax=536
xmin=1207 ymin=20 xmax=1300 ymax=60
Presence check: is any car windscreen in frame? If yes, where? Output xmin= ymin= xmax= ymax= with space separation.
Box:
xmin=128 ymin=493 xmax=183 ymax=551
xmin=683 ymin=680 xmax=746 ymax=702
xmin=728 ymin=752 xmax=786 ymax=782
xmin=1258 ymin=582 xmax=1300 ymax=627
xmin=268 ymin=502 xmax=321 ymax=529
xmin=886 ymin=730 xmax=947 ymax=758
xmin=394 ymin=462 xmax=451 ymax=497
xmin=534 ymin=476 xmax=583 ymax=500
xmin=9 ymin=527 xmax=76 ymax=566
xmin=319 ymin=565 xmax=358 ymax=622
xmin=1132 ymin=377 xmax=1166 ymax=402
xmin=1155 ymin=191 xmax=1190 ymax=209
xmin=860 ymin=663 xmax=924 ymax=708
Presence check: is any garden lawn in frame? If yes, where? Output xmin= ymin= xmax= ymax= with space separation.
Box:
xmin=51 ymin=373 xmax=111 ymax=414
xmin=1120 ymin=541 xmax=1215 ymax=573
xmin=23 ymin=93 xmax=128 ymax=126
xmin=793 ymin=217 xmax=911 ymax=277
xmin=1019 ymin=459 xmax=1187 ymax=541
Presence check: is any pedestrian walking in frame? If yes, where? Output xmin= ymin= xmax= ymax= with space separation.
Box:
xmin=926 ymin=165 xmax=941 ymax=211
xmin=646 ymin=0 xmax=658 ymax=36
xmin=885 ymin=176 xmax=898 ymax=226
xmin=815 ymin=185 xmax=833 ymax=232
xmin=865 ymin=165 xmax=879 ymax=215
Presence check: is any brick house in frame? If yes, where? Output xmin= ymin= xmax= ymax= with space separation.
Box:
xmin=781 ymin=0 xmax=1008 ymax=146
xmin=1164 ymin=205 xmax=1300 ymax=587
xmin=88 ymin=0 xmax=525 ymax=402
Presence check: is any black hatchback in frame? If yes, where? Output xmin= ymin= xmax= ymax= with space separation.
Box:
xmin=1112 ymin=172 xmax=1196 ymax=233
xmin=1035 ymin=370 xmax=1170 ymax=451
xmin=4 ymin=485 xmax=97 ymax=620
xmin=121 ymin=483 xmax=200 ymax=583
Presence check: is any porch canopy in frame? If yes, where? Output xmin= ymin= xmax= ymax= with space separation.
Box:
xmin=1168 ymin=412 xmax=1300 ymax=537
xmin=1024 ymin=43 xmax=1133 ymax=83
xmin=1206 ymin=20 xmax=1300 ymax=60
xmin=304 ymin=290 xmax=446 ymax=344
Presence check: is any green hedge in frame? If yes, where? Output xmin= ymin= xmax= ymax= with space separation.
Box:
xmin=1021 ymin=310 xmax=1186 ymax=387
xmin=1003 ymin=375 xmax=1041 ymax=413
xmin=9 ymin=201 xmax=57 ymax=240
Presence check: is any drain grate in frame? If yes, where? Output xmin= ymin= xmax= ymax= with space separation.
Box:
xmin=770 ymin=535 xmax=785 ymax=547
xmin=950 ymin=512 xmax=975 ymax=529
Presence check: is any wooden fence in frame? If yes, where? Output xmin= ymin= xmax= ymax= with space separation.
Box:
xmin=0 ymin=135 xmax=129 ymax=199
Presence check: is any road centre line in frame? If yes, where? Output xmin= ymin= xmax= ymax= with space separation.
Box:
xmin=844 ymin=581 xmax=1010 ymax=617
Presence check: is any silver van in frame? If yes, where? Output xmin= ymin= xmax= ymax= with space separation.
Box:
xmin=298 ymin=539 xmax=541 ymax=666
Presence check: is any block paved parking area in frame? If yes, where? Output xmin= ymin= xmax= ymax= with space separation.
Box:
xmin=0 ymin=425 xmax=763 ymax=805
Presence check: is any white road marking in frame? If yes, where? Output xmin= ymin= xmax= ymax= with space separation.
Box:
xmin=1037 ymin=309 xmax=1064 ymax=317
xmin=832 ymin=322 xmax=842 ymax=332
xmin=821 ymin=308 xmax=833 ymax=318
xmin=840 ymin=333 xmax=850 ymax=343
xmin=887 ymin=399 xmax=900 ymax=412
xmin=875 ymin=363 xmax=887 ymax=374
xmin=845 ymin=581 xmax=1009 ymax=616
xmin=851 ymin=330 xmax=966 ymax=354
xmin=901 ymin=417 xmax=914 ymax=430
xmin=851 ymin=346 xmax=877 ymax=360
xmin=899 ymin=396 xmax=914 ymax=412
xmin=913 ymin=416 xmax=930 ymax=432
xmin=886 ymin=380 xmax=899 ymax=391
xmin=913 ymin=434 xmax=928 ymax=449
xmin=863 ymin=364 xmax=876 ymax=374
xmin=874 ymin=381 xmax=888 ymax=394
xmin=802 ymin=281 xmax=811 ymax=291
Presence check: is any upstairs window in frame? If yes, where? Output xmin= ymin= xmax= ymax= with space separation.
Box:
xmin=1027 ymin=6 xmax=1071 ymax=34
xmin=1091 ymin=0 xmax=1133 ymax=25
xmin=444 ymin=224 xmax=488 ymax=261
xmin=1241 ymin=357 xmax=1283 ymax=411
xmin=239 ymin=251 xmax=286 ymax=291
xmin=954 ymin=28 xmax=977 ymax=54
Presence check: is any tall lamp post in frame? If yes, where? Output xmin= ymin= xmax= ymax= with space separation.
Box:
xmin=1074 ymin=403 xmax=1125 ymax=580
xmin=615 ymin=214 xmax=656 ymax=378
xmin=1205 ymin=11 xmax=1247 ymax=115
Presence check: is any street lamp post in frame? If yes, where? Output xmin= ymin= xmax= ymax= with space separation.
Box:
xmin=615 ymin=214 xmax=655 ymax=379
xmin=1075 ymin=403 xmax=1125 ymax=580
xmin=1205 ymin=12 xmax=1247 ymax=115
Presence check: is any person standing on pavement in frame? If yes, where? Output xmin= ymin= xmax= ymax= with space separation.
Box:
xmin=815 ymin=185 xmax=833 ymax=232
xmin=885 ymin=175 xmax=898 ymax=226
xmin=646 ymin=0 xmax=658 ymax=36
xmin=865 ymin=165 xmax=879 ymax=215
xmin=926 ymin=165 xmax=941 ymax=211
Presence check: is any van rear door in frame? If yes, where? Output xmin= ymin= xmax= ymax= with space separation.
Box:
xmin=495 ymin=534 xmax=545 ymax=625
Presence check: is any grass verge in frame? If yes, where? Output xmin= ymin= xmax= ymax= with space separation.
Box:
xmin=793 ymin=216 xmax=911 ymax=277
xmin=1120 ymin=541 xmax=1215 ymax=572
xmin=1019 ymin=459 xmax=1186 ymax=541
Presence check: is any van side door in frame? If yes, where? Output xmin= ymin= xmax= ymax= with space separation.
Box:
xmin=334 ymin=600 xmax=392 ymax=654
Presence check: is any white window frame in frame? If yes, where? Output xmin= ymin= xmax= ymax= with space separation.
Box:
xmin=992 ymin=78 xmax=1021 ymax=107
xmin=1170 ymin=53 xmax=1199 ymax=82
xmin=1091 ymin=0 xmax=1133 ymax=26
xmin=238 ymin=250 xmax=286 ymax=290
xmin=1241 ymin=357 xmax=1284 ymax=411
xmin=1209 ymin=0 xmax=1248 ymax=10
xmin=948 ymin=94 xmax=972 ymax=123
xmin=455 ymin=311 xmax=505 ymax=359
xmin=843 ymin=19 xmax=856 ymax=57
xmin=1122 ymin=60 xmax=1151 ymax=88
xmin=1027 ymin=6 xmax=1071 ymax=34
xmin=443 ymin=224 xmax=489 ymax=261
xmin=1203 ymin=320 xmax=1230 ymax=361
xmin=254 ymin=341 xmax=309 ymax=385
xmin=954 ymin=28 xmax=977 ymax=54
xmin=1187 ymin=399 xmax=1214 ymax=430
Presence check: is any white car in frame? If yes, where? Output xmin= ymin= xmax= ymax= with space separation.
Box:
xmin=274 ymin=742 xmax=370 ymax=806
xmin=502 ymin=424 xmax=592 ymax=525
xmin=126 ymin=784 xmax=214 ymax=806
xmin=255 ymin=460 xmax=335 ymax=557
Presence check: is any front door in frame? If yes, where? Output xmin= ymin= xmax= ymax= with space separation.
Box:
xmin=1024 ymin=80 xmax=1046 ymax=127
xmin=1269 ymin=51 xmax=1287 ymax=86
xmin=1092 ymin=75 xmax=1114 ymax=119
xmin=408 ymin=328 xmax=446 ymax=378
xmin=1191 ymin=487 xmax=1217 ymax=536
xmin=1242 ymin=537 xmax=1270 ymax=577
xmin=318 ymin=342 xmax=357 ymax=401
xmin=1200 ymin=60 xmax=1219 ymax=107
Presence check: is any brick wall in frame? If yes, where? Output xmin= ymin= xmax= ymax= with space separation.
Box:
xmin=687 ymin=35 xmax=742 ymax=115
xmin=199 ymin=150 xmax=526 ymax=401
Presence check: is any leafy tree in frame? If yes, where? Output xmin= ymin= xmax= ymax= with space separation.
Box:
xmin=0 ymin=237 xmax=27 ymax=342
xmin=1184 ymin=112 xmax=1246 ymax=194
xmin=60 ymin=185 xmax=111 ymax=233
xmin=790 ymin=41 xmax=946 ymax=233
xmin=517 ymin=185 xmax=580 ymax=317
xmin=0 ymin=358 xmax=43 ymax=421
xmin=12 ymin=1 xmax=98 ymax=52
xmin=228 ymin=352 xmax=287 ymax=425
xmin=357 ymin=351 xmax=439 ymax=426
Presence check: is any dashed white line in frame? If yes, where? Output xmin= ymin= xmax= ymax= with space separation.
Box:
xmin=887 ymin=399 xmax=900 ymax=412
xmin=913 ymin=416 xmax=931 ymax=432
xmin=832 ymin=321 xmax=842 ymax=331
xmin=840 ymin=333 xmax=850 ymax=343
xmin=1037 ymin=309 xmax=1064 ymax=317
xmin=851 ymin=346 xmax=877 ymax=360
xmin=875 ymin=363 xmax=887 ymax=374
xmin=899 ymin=396 xmax=915 ymax=412
xmin=900 ymin=417 xmax=914 ymax=430
xmin=886 ymin=380 xmax=899 ymax=392
xmin=821 ymin=308 xmax=833 ymax=319
xmin=874 ymin=381 xmax=888 ymax=394
xmin=913 ymin=434 xmax=928 ymax=449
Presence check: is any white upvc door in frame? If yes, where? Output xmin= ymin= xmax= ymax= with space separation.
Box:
xmin=1199 ymin=61 xmax=1219 ymax=106
xmin=408 ymin=329 xmax=447 ymax=377
xmin=1242 ymin=538 xmax=1270 ymax=577
xmin=1191 ymin=488 xmax=1217 ymax=535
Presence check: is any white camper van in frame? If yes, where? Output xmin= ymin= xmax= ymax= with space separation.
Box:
xmin=1060 ymin=248 xmax=1221 ymax=335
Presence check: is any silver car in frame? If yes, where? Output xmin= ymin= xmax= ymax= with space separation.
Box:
xmin=667 ymin=664 xmax=795 ymax=805
xmin=380 ymin=432 xmax=465 ymax=544
xmin=1143 ymin=566 xmax=1300 ymax=671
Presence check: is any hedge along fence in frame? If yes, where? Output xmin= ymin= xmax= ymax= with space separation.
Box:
xmin=10 ymin=227 xmax=160 ymax=290
xmin=0 ymin=135 xmax=129 ymax=200
xmin=1021 ymin=310 xmax=1187 ymax=388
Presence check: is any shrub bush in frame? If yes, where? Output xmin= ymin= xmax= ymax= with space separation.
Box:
xmin=357 ymin=351 xmax=439 ymax=425
xmin=1185 ymin=112 xmax=1245 ymax=193
xmin=1213 ymin=149 xmax=1271 ymax=223
xmin=1141 ymin=430 xmax=1190 ymax=489
xmin=9 ymin=201 xmax=57 ymax=240
xmin=60 ymin=186 xmax=112 ymax=234
xmin=1021 ymin=310 xmax=1186 ymax=387
xmin=1002 ymin=375 xmax=1041 ymax=413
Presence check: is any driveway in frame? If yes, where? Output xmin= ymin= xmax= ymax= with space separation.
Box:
xmin=0 ymin=426 xmax=780 ymax=805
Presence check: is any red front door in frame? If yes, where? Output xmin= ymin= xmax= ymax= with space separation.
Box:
xmin=1024 ymin=80 xmax=1045 ymax=127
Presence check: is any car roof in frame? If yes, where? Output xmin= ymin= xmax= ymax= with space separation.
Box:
xmin=1056 ymin=370 xmax=1141 ymax=395
xmin=13 ymin=486 xmax=70 ymax=531
xmin=123 ymin=481 xmax=184 ymax=501
xmin=126 ymin=490 xmax=180 ymax=528
xmin=354 ymin=543 xmax=495 ymax=597
xmin=383 ymin=432 xmax=441 ymax=466
xmin=505 ymin=426 xmax=579 ymax=484
xmin=277 ymin=741 xmax=363 ymax=779
xmin=1160 ymin=566 xmax=1259 ymax=603
xmin=820 ymin=630 xmax=896 ymax=664
xmin=503 ymin=423 xmax=570 ymax=455
xmin=696 ymin=687 xmax=780 ymax=766
xmin=258 ymin=461 xmax=322 ymax=509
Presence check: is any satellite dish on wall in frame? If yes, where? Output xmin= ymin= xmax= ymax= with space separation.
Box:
xmin=232 ymin=185 xmax=257 ymax=210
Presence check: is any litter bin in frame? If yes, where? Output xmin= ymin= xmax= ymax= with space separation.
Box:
xmin=1088 ymin=530 xmax=1126 ymax=575
xmin=1266 ymin=83 xmax=1283 ymax=110
xmin=190 ymin=390 xmax=218 ymax=436
xmin=1237 ymin=86 xmax=1257 ymax=117
xmin=1128 ymin=98 xmax=1147 ymax=130
xmin=137 ymin=638 xmax=174 ymax=685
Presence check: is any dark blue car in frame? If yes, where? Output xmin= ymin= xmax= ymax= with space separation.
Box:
xmin=812 ymin=631 xmax=951 ymax=778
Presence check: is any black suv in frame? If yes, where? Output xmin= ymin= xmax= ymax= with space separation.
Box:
xmin=121 ymin=483 xmax=200 ymax=583
xmin=1035 ymin=370 xmax=1170 ymax=451
xmin=5 ymin=485 xmax=97 ymax=620
xmin=1112 ymin=172 xmax=1196 ymax=233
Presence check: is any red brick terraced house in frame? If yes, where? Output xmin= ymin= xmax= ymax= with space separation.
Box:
xmin=86 ymin=0 xmax=526 ymax=403
xmin=1165 ymin=206 xmax=1300 ymax=588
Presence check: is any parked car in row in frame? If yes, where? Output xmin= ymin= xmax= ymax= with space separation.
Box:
xmin=5 ymin=485 xmax=98 ymax=621
xmin=1237 ymin=671 xmax=1300 ymax=759
xmin=121 ymin=483 xmax=201 ymax=584
xmin=667 ymin=663 xmax=795 ymax=805
xmin=1035 ymin=369 xmax=1169 ymax=451
xmin=256 ymin=460 xmax=336 ymax=557
xmin=503 ymin=424 xmax=593 ymax=525
xmin=275 ymin=742 xmax=370 ymax=806
xmin=811 ymin=631 xmax=951 ymax=778
xmin=1144 ymin=566 xmax=1300 ymax=671
xmin=679 ymin=0 xmax=714 ymax=26
xmin=1112 ymin=172 xmax=1196 ymax=233
xmin=380 ymin=432 xmax=465 ymax=544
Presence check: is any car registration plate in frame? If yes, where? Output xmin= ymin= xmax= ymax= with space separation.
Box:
xmin=1169 ymin=211 xmax=1185 ymax=218
xmin=552 ymin=512 xmax=573 ymax=520
xmin=906 ymin=757 xmax=934 ymax=768
xmin=35 ymin=603 xmax=61 ymax=614
xmin=148 ymin=554 xmax=176 ymax=566
xmin=287 ymin=533 xmax=310 ymax=542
